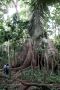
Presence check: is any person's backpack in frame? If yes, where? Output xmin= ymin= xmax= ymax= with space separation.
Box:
xmin=6 ymin=64 xmax=9 ymax=75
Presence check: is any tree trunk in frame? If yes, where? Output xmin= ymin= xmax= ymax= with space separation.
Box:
xmin=29 ymin=4 xmax=44 ymax=39
xmin=52 ymin=57 xmax=54 ymax=74
xmin=14 ymin=47 xmax=16 ymax=66
xmin=8 ymin=40 xmax=10 ymax=65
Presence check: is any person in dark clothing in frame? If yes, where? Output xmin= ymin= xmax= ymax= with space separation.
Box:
xmin=6 ymin=64 xmax=9 ymax=75
xmin=3 ymin=64 xmax=10 ymax=76
xmin=5 ymin=87 xmax=8 ymax=90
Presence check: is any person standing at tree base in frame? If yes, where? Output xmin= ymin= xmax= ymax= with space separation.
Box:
xmin=3 ymin=64 xmax=10 ymax=78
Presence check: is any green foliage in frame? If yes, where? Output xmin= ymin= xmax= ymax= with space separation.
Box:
xmin=46 ymin=74 xmax=60 ymax=83
xmin=51 ymin=3 xmax=60 ymax=25
xmin=21 ymin=68 xmax=44 ymax=81
xmin=54 ymin=35 xmax=60 ymax=52
xmin=30 ymin=0 xmax=59 ymax=11
xmin=20 ymin=67 xmax=60 ymax=83
xmin=0 ymin=29 xmax=12 ymax=43
xmin=0 ymin=46 xmax=8 ymax=68
xmin=7 ymin=13 xmax=29 ymax=40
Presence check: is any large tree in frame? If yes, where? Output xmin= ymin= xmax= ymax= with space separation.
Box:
xmin=0 ymin=0 xmax=59 ymax=71
xmin=10 ymin=0 xmax=59 ymax=74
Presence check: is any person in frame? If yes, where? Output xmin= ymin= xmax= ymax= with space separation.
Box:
xmin=6 ymin=64 xmax=10 ymax=75
xmin=3 ymin=64 xmax=10 ymax=77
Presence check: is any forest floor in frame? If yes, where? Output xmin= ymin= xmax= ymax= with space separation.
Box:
xmin=20 ymin=67 xmax=60 ymax=83
xmin=0 ymin=67 xmax=60 ymax=90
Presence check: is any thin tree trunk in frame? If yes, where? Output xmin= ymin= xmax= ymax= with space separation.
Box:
xmin=14 ymin=47 xmax=16 ymax=66
xmin=41 ymin=52 xmax=43 ymax=70
xmin=52 ymin=56 xmax=54 ymax=74
xmin=8 ymin=40 xmax=10 ymax=65
xmin=45 ymin=52 xmax=49 ymax=73
xmin=38 ymin=54 xmax=39 ymax=68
